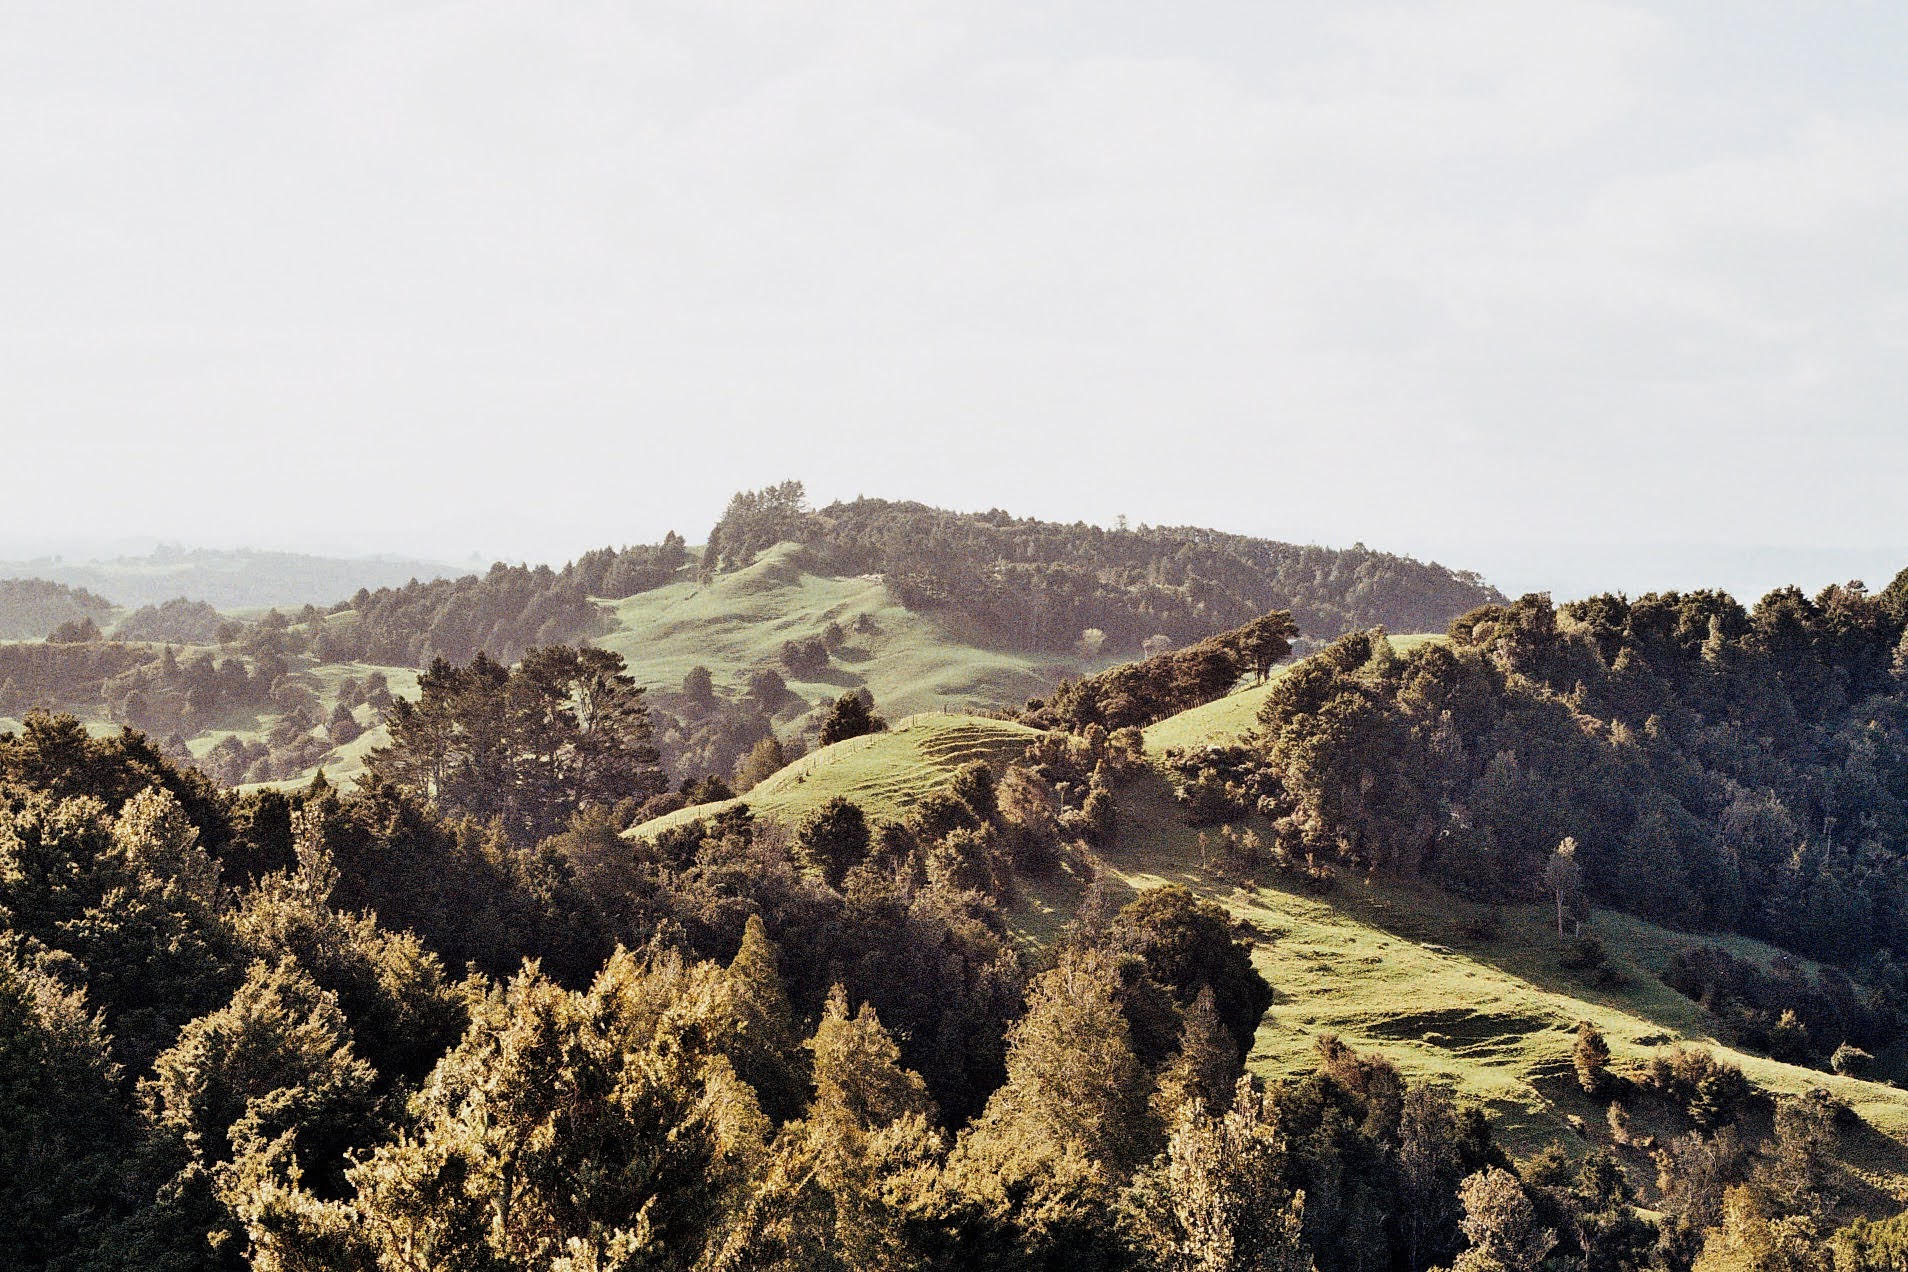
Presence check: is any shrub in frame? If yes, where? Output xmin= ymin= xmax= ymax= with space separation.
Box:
xmin=1650 ymin=1045 xmax=1754 ymax=1128
xmin=1830 ymin=1042 xmax=1875 ymax=1078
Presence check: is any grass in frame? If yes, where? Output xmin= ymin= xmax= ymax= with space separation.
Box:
xmin=1000 ymin=768 xmax=1908 ymax=1199
xmin=594 ymin=545 xmax=1113 ymax=723
xmin=634 ymin=712 xmax=1041 ymax=836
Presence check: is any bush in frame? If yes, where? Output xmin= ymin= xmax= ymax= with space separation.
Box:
xmin=1650 ymin=1045 xmax=1754 ymax=1128
xmin=1830 ymin=1042 xmax=1875 ymax=1078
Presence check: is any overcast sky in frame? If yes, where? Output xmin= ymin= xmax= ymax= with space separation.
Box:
xmin=4 ymin=1 xmax=1905 ymax=593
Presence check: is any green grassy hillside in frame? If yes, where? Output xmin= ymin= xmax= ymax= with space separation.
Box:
xmin=635 ymin=712 xmax=1041 ymax=836
xmin=594 ymin=544 xmax=1112 ymax=721
xmin=632 ymin=653 xmax=1908 ymax=1196
xmin=1112 ymin=636 xmax=1908 ymax=1189
xmin=1079 ymin=777 xmax=1908 ymax=1187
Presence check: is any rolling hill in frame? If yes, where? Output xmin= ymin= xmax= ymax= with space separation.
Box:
xmin=635 ymin=638 xmax=1908 ymax=1203
xmin=596 ymin=543 xmax=1117 ymax=719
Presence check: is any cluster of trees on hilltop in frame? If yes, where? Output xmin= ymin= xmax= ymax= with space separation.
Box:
xmin=0 ymin=640 xmax=155 ymax=717
xmin=706 ymin=484 xmax=1503 ymax=653
xmin=307 ymin=536 xmax=688 ymax=667
xmin=2 ymin=700 xmax=1894 ymax=1270
xmin=111 ymin=596 xmax=227 ymax=643
xmin=0 ymin=576 xmax=114 ymax=640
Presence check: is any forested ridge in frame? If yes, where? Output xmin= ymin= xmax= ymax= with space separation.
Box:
xmin=709 ymin=484 xmax=1505 ymax=654
xmin=12 ymin=507 xmax=1908 ymax=1269
xmin=298 ymin=481 xmax=1501 ymax=668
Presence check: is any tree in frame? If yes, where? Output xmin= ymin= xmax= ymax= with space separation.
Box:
xmin=369 ymin=646 xmax=665 ymax=844
xmin=950 ymin=759 xmax=999 ymax=822
xmin=684 ymin=664 xmax=716 ymax=707
xmin=1236 ymin=611 xmax=1300 ymax=682
xmin=819 ymin=691 xmax=887 ymax=746
xmin=144 ymin=959 xmax=381 ymax=1255
xmin=720 ymin=986 xmax=941 ymax=1269
xmin=1135 ymin=1075 xmax=1312 ymax=1272
xmin=1109 ymin=886 xmax=1273 ymax=1058
xmin=1830 ymin=1042 xmax=1873 ymax=1077
xmin=0 ymin=950 xmax=145 ymax=1270
xmin=1457 ymin=1167 xmax=1554 ymax=1272
xmin=1152 ymin=986 xmax=1241 ymax=1125
xmin=796 ymin=796 xmax=871 ymax=887
xmin=1399 ymin=1084 xmax=1466 ymax=1271
xmin=724 ymin=915 xmax=807 ymax=1122
xmin=733 ymin=734 xmax=787 ymax=793
xmin=946 ymin=945 xmax=1156 ymax=1259
xmin=47 ymin=616 xmax=101 ymax=643
xmin=326 ymin=702 xmax=361 ymax=745
xmin=1545 ymin=838 xmax=1583 ymax=937
xmin=1574 ymin=1021 xmax=1611 ymax=1096
xmin=236 ymin=951 xmax=770 ymax=1271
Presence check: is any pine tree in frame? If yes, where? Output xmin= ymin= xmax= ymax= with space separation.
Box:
xmin=717 ymin=986 xmax=943 ymax=1269
xmin=724 ymin=915 xmax=807 ymax=1122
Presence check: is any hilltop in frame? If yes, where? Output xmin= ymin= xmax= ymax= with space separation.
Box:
xmin=1 ymin=486 xmax=1506 ymax=793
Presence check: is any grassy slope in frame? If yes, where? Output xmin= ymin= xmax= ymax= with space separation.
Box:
xmin=1105 ymin=650 xmax=1908 ymax=1200
xmin=635 ymin=712 xmax=1042 ymax=836
xmin=593 ymin=544 xmax=1111 ymax=720
xmin=628 ymin=650 xmax=1908 ymax=1194
xmin=1092 ymin=780 xmax=1908 ymax=1173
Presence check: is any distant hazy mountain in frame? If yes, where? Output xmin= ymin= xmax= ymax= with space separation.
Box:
xmin=0 ymin=546 xmax=463 ymax=610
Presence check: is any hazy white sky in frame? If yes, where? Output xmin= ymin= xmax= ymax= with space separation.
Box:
xmin=4 ymin=1 xmax=1905 ymax=577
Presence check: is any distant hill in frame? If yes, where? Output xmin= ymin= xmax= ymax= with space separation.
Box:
xmin=710 ymin=486 xmax=1504 ymax=655
xmin=0 ymin=578 xmax=116 ymax=640
xmin=0 ymin=546 xmax=462 ymax=609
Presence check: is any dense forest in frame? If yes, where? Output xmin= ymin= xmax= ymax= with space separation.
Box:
xmin=5 ymin=622 xmax=1901 ymax=1269
xmin=708 ymin=484 xmax=1504 ymax=653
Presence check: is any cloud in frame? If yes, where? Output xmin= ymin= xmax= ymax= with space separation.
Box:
xmin=0 ymin=1 xmax=1903 ymax=561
